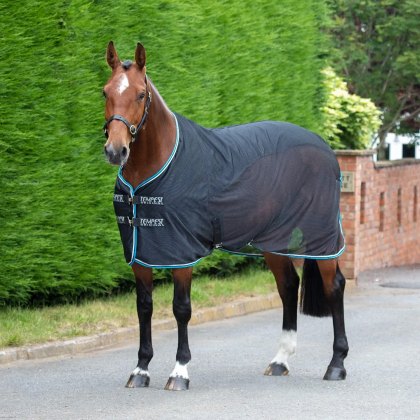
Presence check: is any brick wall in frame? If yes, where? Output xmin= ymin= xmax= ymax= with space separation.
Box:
xmin=336 ymin=151 xmax=420 ymax=279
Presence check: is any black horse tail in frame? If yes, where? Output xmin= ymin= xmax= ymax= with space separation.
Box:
xmin=300 ymin=259 xmax=331 ymax=317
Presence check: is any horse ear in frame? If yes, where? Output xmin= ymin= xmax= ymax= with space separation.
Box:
xmin=106 ymin=41 xmax=120 ymax=70
xmin=135 ymin=42 xmax=146 ymax=70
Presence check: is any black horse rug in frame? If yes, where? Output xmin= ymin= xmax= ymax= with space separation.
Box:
xmin=113 ymin=113 xmax=345 ymax=268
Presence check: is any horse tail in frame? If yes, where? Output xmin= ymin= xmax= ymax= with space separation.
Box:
xmin=299 ymin=259 xmax=331 ymax=317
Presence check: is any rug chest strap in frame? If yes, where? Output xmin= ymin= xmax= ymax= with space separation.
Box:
xmin=116 ymin=216 xmax=165 ymax=228
xmin=116 ymin=216 xmax=141 ymax=227
xmin=113 ymin=194 xmax=142 ymax=205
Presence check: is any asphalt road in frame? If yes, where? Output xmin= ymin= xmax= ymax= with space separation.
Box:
xmin=1 ymin=267 xmax=420 ymax=420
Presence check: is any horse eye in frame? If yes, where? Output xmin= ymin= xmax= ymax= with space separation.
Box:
xmin=137 ymin=92 xmax=146 ymax=101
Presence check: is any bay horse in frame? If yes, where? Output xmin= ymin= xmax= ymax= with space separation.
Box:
xmin=102 ymin=41 xmax=348 ymax=391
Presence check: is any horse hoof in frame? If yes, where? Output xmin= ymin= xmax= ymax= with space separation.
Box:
xmin=164 ymin=376 xmax=190 ymax=391
xmin=323 ymin=366 xmax=346 ymax=381
xmin=264 ymin=362 xmax=289 ymax=376
xmin=125 ymin=373 xmax=150 ymax=388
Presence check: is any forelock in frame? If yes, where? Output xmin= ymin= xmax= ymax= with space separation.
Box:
xmin=122 ymin=60 xmax=133 ymax=70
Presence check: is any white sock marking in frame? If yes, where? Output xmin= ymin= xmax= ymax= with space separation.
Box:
xmin=132 ymin=367 xmax=150 ymax=377
xmin=117 ymin=73 xmax=129 ymax=95
xmin=169 ymin=362 xmax=189 ymax=379
xmin=271 ymin=329 xmax=297 ymax=369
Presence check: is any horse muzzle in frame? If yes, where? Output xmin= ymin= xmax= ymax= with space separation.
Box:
xmin=104 ymin=143 xmax=129 ymax=166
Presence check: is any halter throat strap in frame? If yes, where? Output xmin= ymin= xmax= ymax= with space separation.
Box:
xmin=103 ymin=79 xmax=152 ymax=143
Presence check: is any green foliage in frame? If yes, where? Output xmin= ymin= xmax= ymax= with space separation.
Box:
xmin=327 ymin=0 xmax=420 ymax=148
xmin=0 ymin=0 xmax=329 ymax=306
xmin=321 ymin=67 xmax=382 ymax=149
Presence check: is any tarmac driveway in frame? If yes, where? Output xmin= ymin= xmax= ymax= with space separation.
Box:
xmin=0 ymin=266 xmax=419 ymax=419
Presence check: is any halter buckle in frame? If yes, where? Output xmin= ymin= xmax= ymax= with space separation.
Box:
xmin=129 ymin=125 xmax=137 ymax=135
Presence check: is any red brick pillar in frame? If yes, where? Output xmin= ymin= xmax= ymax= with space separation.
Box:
xmin=336 ymin=150 xmax=375 ymax=279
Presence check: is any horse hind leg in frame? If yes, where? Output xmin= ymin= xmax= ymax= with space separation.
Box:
xmin=316 ymin=259 xmax=349 ymax=380
xmin=264 ymin=253 xmax=299 ymax=376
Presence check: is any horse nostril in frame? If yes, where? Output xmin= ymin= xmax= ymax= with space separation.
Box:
xmin=104 ymin=144 xmax=114 ymax=158
xmin=121 ymin=147 xmax=128 ymax=158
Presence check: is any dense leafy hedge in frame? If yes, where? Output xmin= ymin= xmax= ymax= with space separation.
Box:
xmin=321 ymin=67 xmax=382 ymax=149
xmin=0 ymin=0 xmax=329 ymax=306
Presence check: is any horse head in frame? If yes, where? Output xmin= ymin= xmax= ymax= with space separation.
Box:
xmin=103 ymin=41 xmax=149 ymax=165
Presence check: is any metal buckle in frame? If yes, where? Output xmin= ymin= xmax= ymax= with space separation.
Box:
xmin=129 ymin=125 xmax=137 ymax=135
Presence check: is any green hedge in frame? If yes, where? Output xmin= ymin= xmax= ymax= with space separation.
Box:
xmin=0 ymin=0 xmax=329 ymax=306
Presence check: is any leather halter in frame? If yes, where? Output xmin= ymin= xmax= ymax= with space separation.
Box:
xmin=103 ymin=78 xmax=152 ymax=143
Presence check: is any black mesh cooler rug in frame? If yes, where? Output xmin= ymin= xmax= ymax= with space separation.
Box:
xmin=113 ymin=113 xmax=345 ymax=268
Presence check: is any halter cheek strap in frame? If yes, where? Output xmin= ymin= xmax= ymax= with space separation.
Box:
xmin=103 ymin=85 xmax=152 ymax=143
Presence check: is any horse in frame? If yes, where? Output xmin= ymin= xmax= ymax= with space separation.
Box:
xmin=102 ymin=41 xmax=349 ymax=391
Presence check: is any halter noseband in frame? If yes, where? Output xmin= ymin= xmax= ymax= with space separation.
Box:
xmin=103 ymin=80 xmax=152 ymax=143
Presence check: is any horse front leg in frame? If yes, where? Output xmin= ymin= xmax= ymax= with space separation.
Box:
xmin=126 ymin=264 xmax=154 ymax=388
xmin=264 ymin=253 xmax=299 ymax=376
xmin=165 ymin=267 xmax=193 ymax=391
xmin=317 ymin=259 xmax=349 ymax=380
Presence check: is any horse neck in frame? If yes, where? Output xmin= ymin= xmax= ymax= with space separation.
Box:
xmin=122 ymin=81 xmax=176 ymax=187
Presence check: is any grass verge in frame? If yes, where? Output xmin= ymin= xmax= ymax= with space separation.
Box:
xmin=0 ymin=268 xmax=276 ymax=349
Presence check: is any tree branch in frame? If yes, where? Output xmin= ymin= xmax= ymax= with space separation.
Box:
xmin=381 ymin=68 xmax=393 ymax=97
xmin=401 ymin=107 xmax=420 ymax=122
xmin=380 ymin=87 xmax=412 ymax=136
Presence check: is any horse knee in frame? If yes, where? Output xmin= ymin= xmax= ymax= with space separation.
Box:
xmin=137 ymin=289 xmax=153 ymax=319
xmin=173 ymin=297 xmax=192 ymax=324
